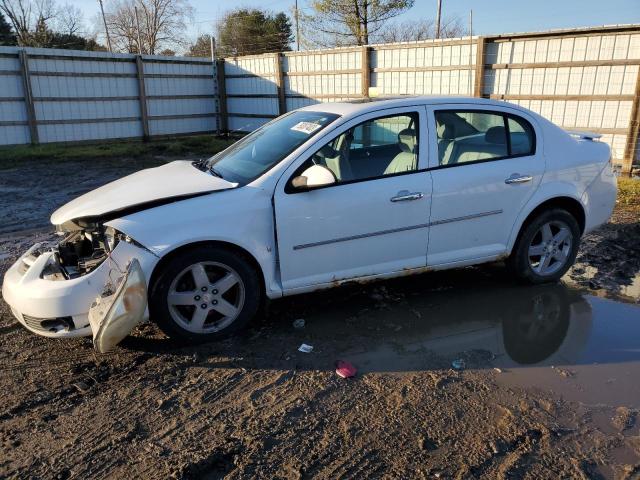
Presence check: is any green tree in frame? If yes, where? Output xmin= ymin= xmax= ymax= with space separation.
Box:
xmin=302 ymin=0 xmax=414 ymax=47
xmin=30 ymin=15 xmax=52 ymax=47
xmin=217 ymin=8 xmax=293 ymax=57
xmin=0 ymin=10 xmax=16 ymax=45
xmin=187 ymin=34 xmax=212 ymax=58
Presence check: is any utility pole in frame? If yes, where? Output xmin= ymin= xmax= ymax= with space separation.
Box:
xmin=468 ymin=9 xmax=473 ymax=95
xmin=294 ymin=0 xmax=300 ymax=51
xmin=97 ymin=0 xmax=112 ymax=52
xmin=134 ymin=6 xmax=143 ymax=54
xmin=435 ymin=0 xmax=442 ymax=39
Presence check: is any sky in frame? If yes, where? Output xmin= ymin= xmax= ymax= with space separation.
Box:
xmin=70 ymin=0 xmax=640 ymax=49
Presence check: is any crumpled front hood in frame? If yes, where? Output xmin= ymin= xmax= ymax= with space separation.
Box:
xmin=51 ymin=160 xmax=237 ymax=226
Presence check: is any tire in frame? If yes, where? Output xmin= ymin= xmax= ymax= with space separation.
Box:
xmin=507 ymin=208 xmax=581 ymax=284
xmin=149 ymin=246 xmax=262 ymax=342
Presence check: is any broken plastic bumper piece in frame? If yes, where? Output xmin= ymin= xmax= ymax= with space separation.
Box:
xmin=89 ymin=258 xmax=148 ymax=353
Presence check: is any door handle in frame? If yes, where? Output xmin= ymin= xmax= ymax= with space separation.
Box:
xmin=390 ymin=191 xmax=424 ymax=202
xmin=505 ymin=174 xmax=533 ymax=184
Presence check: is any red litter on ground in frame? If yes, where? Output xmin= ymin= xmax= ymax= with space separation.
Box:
xmin=335 ymin=360 xmax=357 ymax=378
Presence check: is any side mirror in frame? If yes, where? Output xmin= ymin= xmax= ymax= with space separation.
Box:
xmin=291 ymin=164 xmax=336 ymax=189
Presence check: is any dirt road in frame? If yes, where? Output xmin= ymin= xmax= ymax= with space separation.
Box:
xmin=1 ymin=159 xmax=639 ymax=479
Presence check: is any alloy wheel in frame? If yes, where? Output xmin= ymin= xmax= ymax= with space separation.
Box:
xmin=167 ymin=261 xmax=245 ymax=334
xmin=527 ymin=220 xmax=573 ymax=276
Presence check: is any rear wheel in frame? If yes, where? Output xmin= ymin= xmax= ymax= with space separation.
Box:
xmin=149 ymin=246 xmax=262 ymax=342
xmin=508 ymin=209 xmax=580 ymax=284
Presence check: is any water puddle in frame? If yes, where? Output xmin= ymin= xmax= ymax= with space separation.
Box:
xmin=294 ymin=273 xmax=640 ymax=408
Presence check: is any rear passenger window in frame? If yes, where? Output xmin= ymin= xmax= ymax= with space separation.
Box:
xmin=435 ymin=110 xmax=535 ymax=166
xmin=508 ymin=117 xmax=535 ymax=155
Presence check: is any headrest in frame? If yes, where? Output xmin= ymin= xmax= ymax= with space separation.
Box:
xmin=398 ymin=128 xmax=416 ymax=153
xmin=485 ymin=126 xmax=507 ymax=144
xmin=439 ymin=123 xmax=456 ymax=140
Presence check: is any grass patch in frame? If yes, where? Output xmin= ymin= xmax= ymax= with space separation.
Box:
xmin=0 ymin=135 xmax=235 ymax=170
xmin=613 ymin=176 xmax=640 ymax=223
xmin=618 ymin=177 xmax=640 ymax=207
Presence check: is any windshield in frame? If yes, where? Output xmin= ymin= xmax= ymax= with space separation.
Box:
xmin=206 ymin=111 xmax=340 ymax=184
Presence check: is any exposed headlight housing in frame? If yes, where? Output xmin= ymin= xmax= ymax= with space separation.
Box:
xmin=104 ymin=226 xmax=120 ymax=252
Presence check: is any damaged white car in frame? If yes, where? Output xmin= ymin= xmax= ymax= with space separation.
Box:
xmin=2 ymin=97 xmax=617 ymax=352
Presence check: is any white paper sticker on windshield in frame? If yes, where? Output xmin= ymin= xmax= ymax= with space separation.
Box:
xmin=291 ymin=121 xmax=322 ymax=135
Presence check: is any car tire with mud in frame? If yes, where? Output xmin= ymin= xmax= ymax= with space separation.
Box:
xmin=508 ymin=208 xmax=581 ymax=284
xmin=149 ymin=246 xmax=262 ymax=342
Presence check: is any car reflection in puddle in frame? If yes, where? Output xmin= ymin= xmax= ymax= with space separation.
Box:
xmin=296 ymin=280 xmax=640 ymax=408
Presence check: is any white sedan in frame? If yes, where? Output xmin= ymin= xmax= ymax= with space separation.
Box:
xmin=2 ymin=96 xmax=617 ymax=351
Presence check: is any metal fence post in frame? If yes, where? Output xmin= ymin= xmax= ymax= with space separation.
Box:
xmin=18 ymin=49 xmax=38 ymax=145
xmin=274 ymin=53 xmax=287 ymax=116
xmin=135 ymin=55 xmax=150 ymax=141
xmin=216 ymin=59 xmax=228 ymax=134
xmin=622 ymin=69 xmax=640 ymax=176
xmin=473 ymin=36 xmax=487 ymax=98
xmin=361 ymin=46 xmax=371 ymax=98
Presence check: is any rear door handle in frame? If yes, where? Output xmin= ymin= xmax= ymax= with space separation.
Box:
xmin=390 ymin=190 xmax=424 ymax=202
xmin=505 ymin=174 xmax=533 ymax=184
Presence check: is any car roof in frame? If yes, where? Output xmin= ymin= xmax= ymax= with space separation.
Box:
xmin=299 ymin=95 xmax=524 ymax=117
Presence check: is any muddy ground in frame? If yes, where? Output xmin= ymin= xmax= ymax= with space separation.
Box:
xmin=0 ymin=157 xmax=168 ymax=235
xmin=1 ymin=158 xmax=639 ymax=479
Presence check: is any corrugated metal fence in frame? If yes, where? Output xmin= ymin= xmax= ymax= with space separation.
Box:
xmin=1 ymin=24 xmax=639 ymax=173
xmin=0 ymin=47 xmax=217 ymax=145
xmin=221 ymin=24 xmax=640 ymax=173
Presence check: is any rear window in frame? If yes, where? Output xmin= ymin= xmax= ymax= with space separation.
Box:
xmin=435 ymin=110 xmax=536 ymax=166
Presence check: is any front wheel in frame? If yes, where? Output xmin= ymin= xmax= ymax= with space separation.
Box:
xmin=149 ymin=246 xmax=262 ymax=342
xmin=508 ymin=209 xmax=581 ymax=284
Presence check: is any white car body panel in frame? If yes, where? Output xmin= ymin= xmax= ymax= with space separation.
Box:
xmin=1 ymin=96 xmax=617 ymax=340
xmin=51 ymin=160 xmax=236 ymax=225
xmin=424 ymin=103 xmax=545 ymax=266
xmin=273 ymin=106 xmax=432 ymax=290
xmin=105 ymin=185 xmax=281 ymax=297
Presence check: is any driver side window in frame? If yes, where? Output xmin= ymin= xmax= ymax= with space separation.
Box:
xmin=294 ymin=112 xmax=419 ymax=187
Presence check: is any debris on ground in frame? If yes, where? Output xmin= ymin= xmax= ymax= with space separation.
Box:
xmin=292 ymin=318 xmax=305 ymax=329
xmin=72 ymin=381 xmax=91 ymax=393
xmin=451 ymin=359 xmax=465 ymax=370
xmin=298 ymin=343 xmax=313 ymax=353
xmin=335 ymin=360 xmax=357 ymax=378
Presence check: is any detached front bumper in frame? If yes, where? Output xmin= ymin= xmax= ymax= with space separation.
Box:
xmin=2 ymin=240 xmax=158 ymax=338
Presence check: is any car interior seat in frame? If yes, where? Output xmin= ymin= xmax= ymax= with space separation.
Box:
xmin=438 ymin=123 xmax=457 ymax=165
xmin=324 ymin=130 xmax=355 ymax=181
xmin=384 ymin=128 xmax=417 ymax=174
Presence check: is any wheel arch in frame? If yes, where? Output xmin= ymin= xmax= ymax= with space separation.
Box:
xmin=148 ymin=240 xmax=267 ymax=299
xmin=508 ymin=195 xmax=586 ymax=254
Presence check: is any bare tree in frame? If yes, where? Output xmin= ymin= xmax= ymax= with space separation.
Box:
xmin=438 ymin=16 xmax=464 ymax=38
xmin=377 ymin=16 xmax=464 ymax=43
xmin=0 ymin=0 xmax=57 ymax=45
xmin=105 ymin=0 xmax=137 ymax=52
xmin=301 ymin=0 xmax=414 ymax=48
xmin=52 ymin=2 xmax=82 ymax=36
xmin=105 ymin=0 xmax=193 ymax=54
